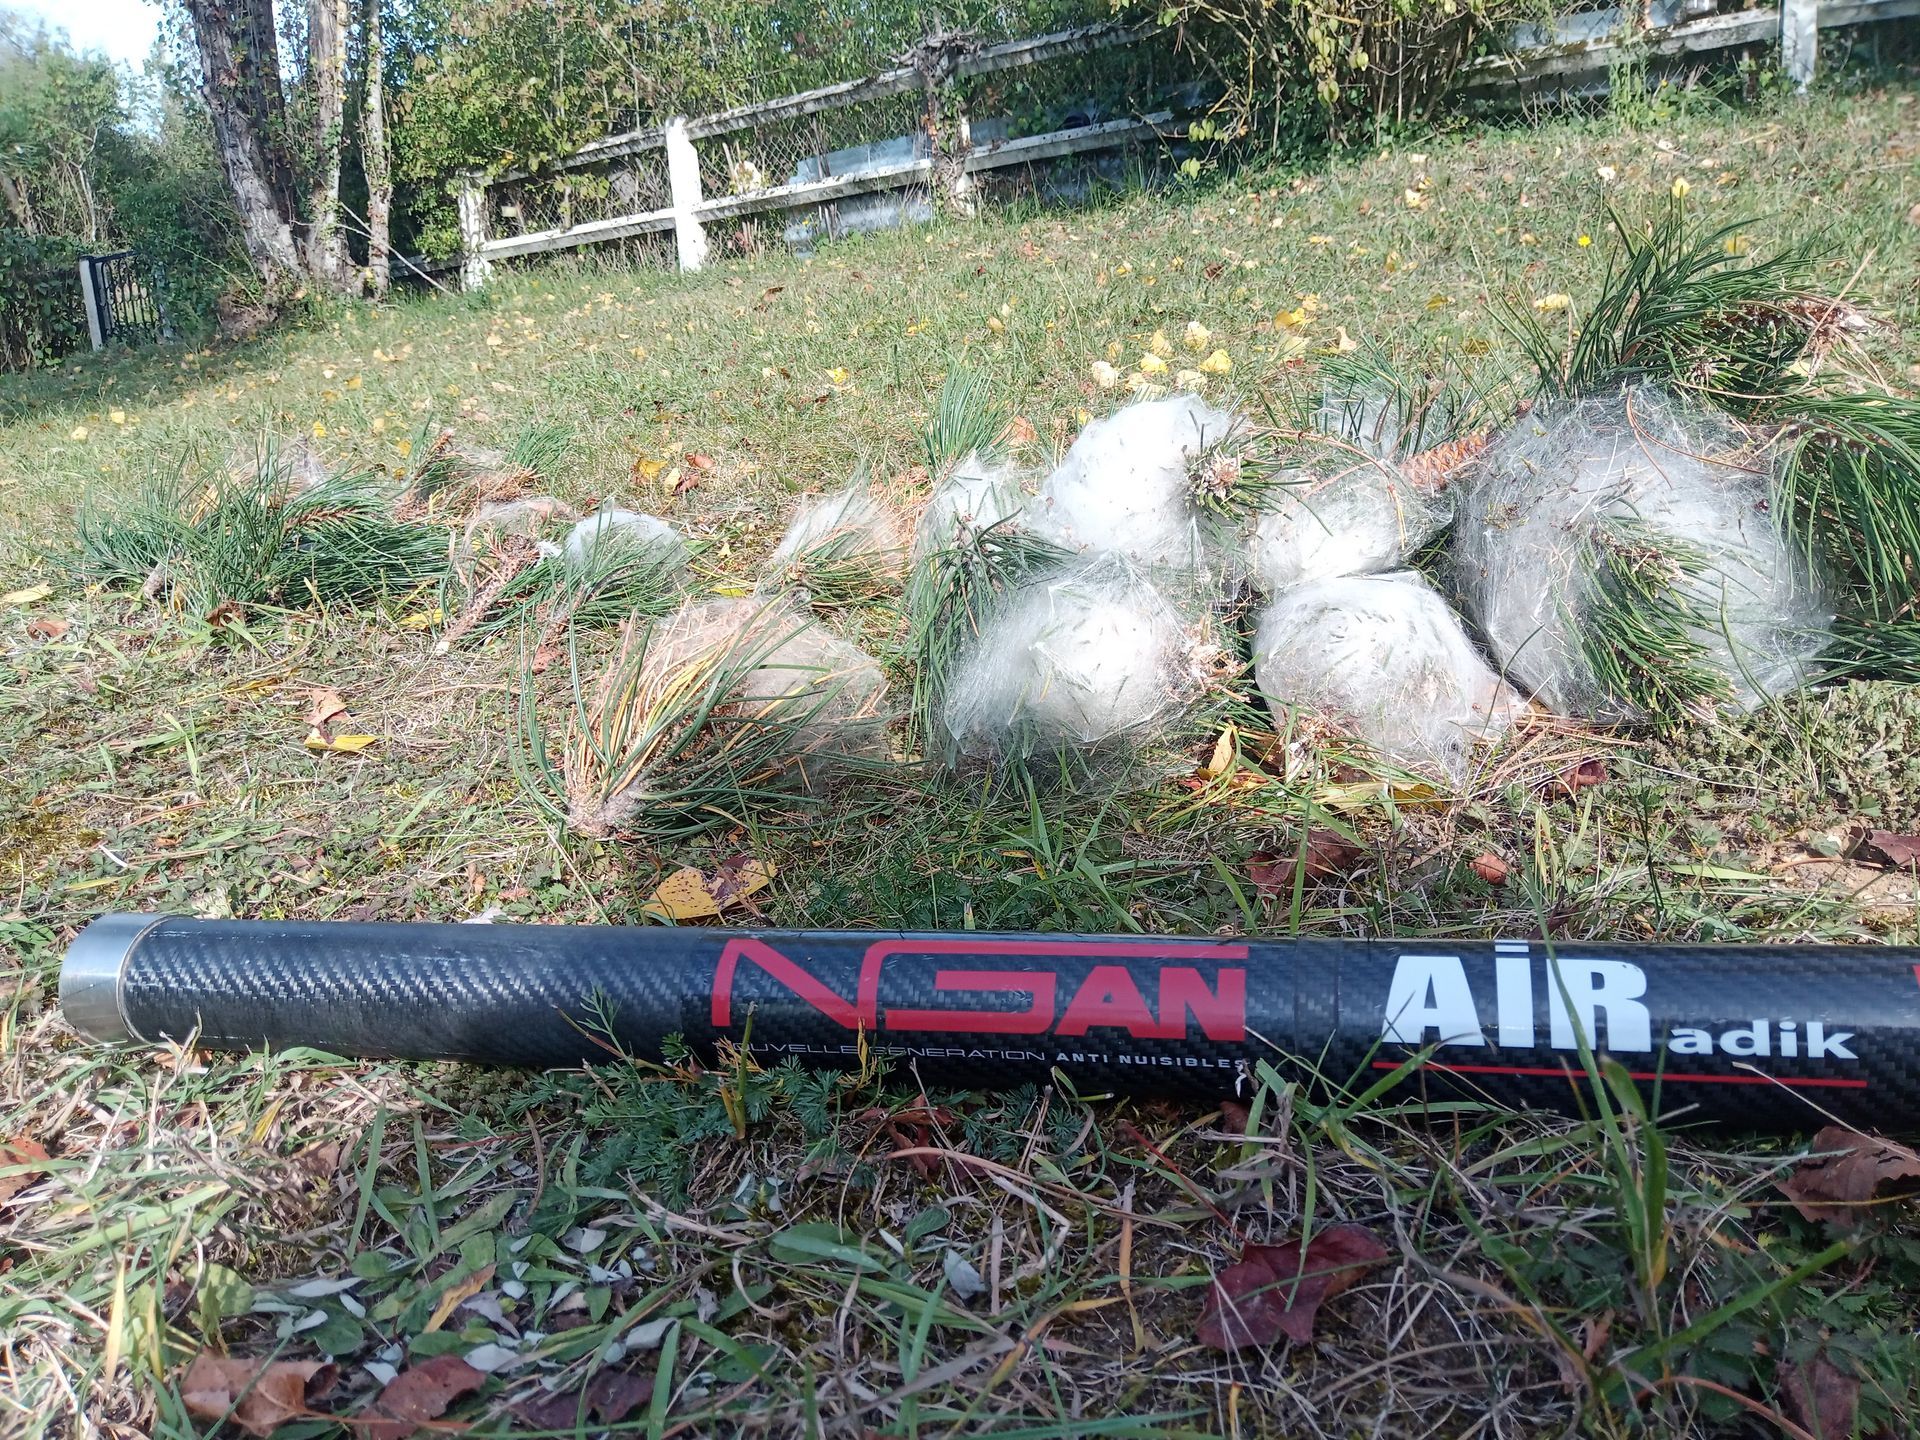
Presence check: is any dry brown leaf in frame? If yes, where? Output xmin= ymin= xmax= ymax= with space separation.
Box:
xmin=686 ymin=453 xmax=715 ymax=471
xmin=1216 ymin=1100 xmax=1252 ymax=1135
xmin=1247 ymin=829 xmax=1363 ymax=897
xmin=1196 ymin=1224 xmax=1389 ymax=1350
xmin=1847 ymin=827 xmax=1920 ymax=870
xmin=753 ymin=285 xmax=785 ymax=311
xmin=181 ymin=1354 xmax=336 ymax=1438
xmin=206 ymin=600 xmax=247 ymax=629
xmin=358 ymin=1355 xmax=485 ymax=1440
xmin=0 ymin=1136 xmax=51 ymax=1203
xmin=1779 ymin=1353 xmax=1859 ymax=1440
xmin=1002 ymin=416 xmax=1038 ymax=447
xmin=1778 ymin=1126 xmax=1920 ymax=1229
xmin=1544 ymin=758 xmax=1608 ymax=799
xmin=25 ymin=617 xmax=70 ymax=641
xmin=424 ymin=1264 xmax=494 ymax=1333
xmin=1470 ymin=852 xmax=1511 ymax=885
xmin=305 ymin=687 xmax=349 ymax=730
xmin=513 ymin=1371 xmax=654 ymax=1429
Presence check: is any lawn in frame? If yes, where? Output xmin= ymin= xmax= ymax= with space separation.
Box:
xmin=5 ymin=81 xmax=1920 ymax=1439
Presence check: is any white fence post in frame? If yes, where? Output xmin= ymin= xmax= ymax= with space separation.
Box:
xmin=457 ymin=174 xmax=492 ymax=291
xmin=77 ymin=258 xmax=105 ymax=351
xmin=1781 ymin=0 xmax=1818 ymax=90
xmin=665 ymin=119 xmax=711 ymax=272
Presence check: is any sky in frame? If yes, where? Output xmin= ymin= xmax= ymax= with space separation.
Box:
xmin=7 ymin=0 xmax=163 ymax=70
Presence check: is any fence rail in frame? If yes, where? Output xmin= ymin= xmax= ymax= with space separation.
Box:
xmin=453 ymin=0 xmax=1914 ymax=289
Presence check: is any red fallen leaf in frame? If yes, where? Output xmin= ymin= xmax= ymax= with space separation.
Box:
xmin=26 ymin=617 xmax=70 ymax=641
xmin=1216 ymin=1100 xmax=1251 ymax=1135
xmin=181 ymin=1354 xmax=337 ymax=1437
xmin=1779 ymin=1353 xmax=1859 ymax=1440
xmin=514 ymin=1370 xmax=653 ymax=1429
xmin=876 ymin=1102 xmax=956 ymax=1181
xmin=1001 ymin=416 xmax=1038 ymax=447
xmin=358 ymin=1355 xmax=485 ymax=1440
xmin=1847 ymin=827 xmax=1920 ymax=869
xmin=1778 ymin=1126 xmax=1920 ymax=1229
xmin=0 ymin=1137 xmax=51 ymax=1203
xmin=1470 ymin=852 xmax=1511 ymax=885
xmin=1543 ymin=758 xmax=1607 ymax=799
xmin=685 ymin=453 xmax=715 ymax=472
xmin=206 ymin=599 xmax=247 ymax=629
xmin=1247 ymin=829 xmax=1363 ymax=896
xmin=1197 ymin=1224 xmax=1389 ymax=1351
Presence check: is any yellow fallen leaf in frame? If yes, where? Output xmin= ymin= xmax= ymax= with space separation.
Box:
xmin=400 ymin=607 xmax=445 ymax=629
xmin=1198 ymin=348 xmax=1232 ymax=376
xmin=825 ymin=366 xmax=850 ymax=386
xmin=109 ymin=409 xmax=127 ymax=425
xmin=633 ymin=456 xmax=666 ymax=481
xmin=425 ymin=1265 xmax=495 ymax=1333
xmin=1200 ymin=726 xmax=1236 ymax=779
xmin=3 ymin=584 xmax=53 ymax=606
xmin=69 ymin=426 xmax=88 ymax=441
xmin=65 ymin=876 xmax=124 ymax=892
xmin=1334 ymin=327 xmax=1358 ymax=353
xmin=1275 ymin=307 xmax=1310 ymax=329
xmin=1090 ymin=360 xmax=1120 ymax=389
xmin=1138 ymin=352 xmax=1169 ymax=376
xmin=345 ymin=374 xmax=363 ymax=390
xmin=1147 ymin=329 xmax=1174 ymax=359
xmin=1533 ymin=293 xmax=1573 ymax=312
xmin=304 ymin=730 xmax=377 ymax=754
xmin=643 ymin=858 xmax=775 ymax=921
xmin=1182 ymin=321 xmax=1211 ymax=353
xmin=311 ymin=422 xmax=327 ymax=438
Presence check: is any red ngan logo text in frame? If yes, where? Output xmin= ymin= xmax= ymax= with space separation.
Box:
xmin=709 ymin=938 xmax=1249 ymax=1042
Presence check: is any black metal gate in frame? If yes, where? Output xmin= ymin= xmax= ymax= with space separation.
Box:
xmin=82 ymin=251 xmax=169 ymax=349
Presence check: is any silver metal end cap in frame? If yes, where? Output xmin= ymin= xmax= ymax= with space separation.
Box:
xmin=60 ymin=913 xmax=164 ymax=1044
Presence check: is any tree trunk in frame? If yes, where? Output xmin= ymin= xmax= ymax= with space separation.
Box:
xmin=184 ymin=0 xmax=303 ymax=292
xmin=237 ymin=0 xmax=298 ymax=224
xmin=0 ymin=171 xmax=34 ymax=234
xmin=361 ymin=0 xmax=391 ymax=297
xmin=305 ymin=0 xmax=351 ymax=288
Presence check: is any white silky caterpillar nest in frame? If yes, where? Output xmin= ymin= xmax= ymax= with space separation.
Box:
xmin=1253 ymin=572 xmax=1522 ymax=779
xmin=1025 ymin=395 xmax=1237 ymax=575
xmin=942 ymin=553 xmax=1205 ymax=757
xmin=1455 ymin=384 xmax=1830 ymax=721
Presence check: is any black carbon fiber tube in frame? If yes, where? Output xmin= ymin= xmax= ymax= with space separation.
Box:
xmin=60 ymin=914 xmax=1920 ymax=1129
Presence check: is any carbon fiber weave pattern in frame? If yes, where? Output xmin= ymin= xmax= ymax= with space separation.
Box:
xmin=109 ymin=918 xmax=1920 ymax=1128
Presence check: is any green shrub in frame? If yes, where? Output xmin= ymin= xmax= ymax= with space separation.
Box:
xmin=0 ymin=232 xmax=86 ymax=370
xmin=1146 ymin=0 xmax=1547 ymax=144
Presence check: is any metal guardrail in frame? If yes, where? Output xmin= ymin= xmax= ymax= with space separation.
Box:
xmin=77 ymin=250 xmax=169 ymax=351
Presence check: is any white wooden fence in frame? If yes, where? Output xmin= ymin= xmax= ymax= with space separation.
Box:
xmin=452 ymin=0 xmax=1916 ymax=289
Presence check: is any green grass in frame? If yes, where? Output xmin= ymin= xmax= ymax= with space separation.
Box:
xmin=4 ymin=81 xmax=1920 ymax=1440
